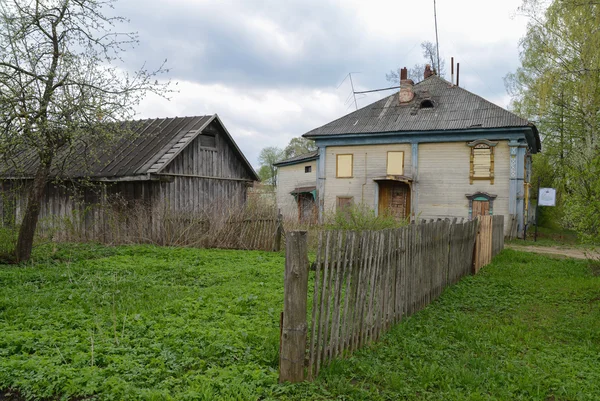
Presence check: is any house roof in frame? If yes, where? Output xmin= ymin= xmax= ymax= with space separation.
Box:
xmin=1 ymin=115 xmax=259 ymax=181
xmin=273 ymin=150 xmax=319 ymax=167
xmin=303 ymin=75 xmax=540 ymax=151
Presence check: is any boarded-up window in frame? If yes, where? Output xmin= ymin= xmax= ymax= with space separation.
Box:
xmin=199 ymin=133 xmax=216 ymax=148
xmin=468 ymin=140 xmax=496 ymax=184
xmin=336 ymin=196 xmax=354 ymax=211
xmin=387 ymin=151 xmax=404 ymax=175
xmin=336 ymin=154 xmax=353 ymax=178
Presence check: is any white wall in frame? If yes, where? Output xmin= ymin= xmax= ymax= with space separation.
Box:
xmin=276 ymin=161 xmax=317 ymax=220
xmin=323 ymin=144 xmax=413 ymax=214
xmin=417 ymin=141 xmax=510 ymax=233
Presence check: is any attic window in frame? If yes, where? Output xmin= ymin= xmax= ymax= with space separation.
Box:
xmin=199 ymin=133 xmax=216 ymax=148
xmin=420 ymin=99 xmax=434 ymax=109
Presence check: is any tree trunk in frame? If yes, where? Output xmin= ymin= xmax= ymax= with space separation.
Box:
xmin=15 ymin=161 xmax=51 ymax=263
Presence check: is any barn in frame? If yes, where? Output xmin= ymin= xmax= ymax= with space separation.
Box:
xmin=0 ymin=114 xmax=259 ymax=242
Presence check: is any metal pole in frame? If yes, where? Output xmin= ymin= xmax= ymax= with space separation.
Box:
xmin=534 ymin=177 xmax=540 ymax=242
xmin=349 ymin=73 xmax=358 ymax=111
xmin=434 ymin=0 xmax=441 ymax=75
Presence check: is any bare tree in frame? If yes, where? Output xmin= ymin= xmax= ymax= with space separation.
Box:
xmin=387 ymin=41 xmax=446 ymax=84
xmin=0 ymin=0 xmax=170 ymax=262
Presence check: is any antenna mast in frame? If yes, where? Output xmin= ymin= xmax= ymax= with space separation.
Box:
xmin=349 ymin=73 xmax=358 ymax=110
xmin=433 ymin=0 xmax=441 ymax=75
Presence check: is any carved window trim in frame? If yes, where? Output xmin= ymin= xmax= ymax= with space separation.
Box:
xmin=466 ymin=192 xmax=497 ymax=219
xmin=467 ymin=139 xmax=497 ymax=184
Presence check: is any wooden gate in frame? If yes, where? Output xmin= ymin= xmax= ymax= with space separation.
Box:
xmin=474 ymin=215 xmax=504 ymax=273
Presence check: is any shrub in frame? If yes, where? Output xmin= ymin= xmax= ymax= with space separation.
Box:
xmin=323 ymin=203 xmax=409 ymax=231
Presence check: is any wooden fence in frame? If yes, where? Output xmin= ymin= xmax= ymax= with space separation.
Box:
xmin=279 ymin=216 xmax=505 ymax=383
xmin=474 ymin=215 xmax=504 ymax=273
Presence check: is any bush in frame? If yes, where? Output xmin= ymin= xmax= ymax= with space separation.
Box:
xmin=0 ymin=226 xmax=17 ymax=262
xmin=323 ymin=203 xmax=409 ymax=231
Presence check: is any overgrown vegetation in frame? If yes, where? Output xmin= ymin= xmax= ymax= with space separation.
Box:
xmin=0 ymin=245 xmax=285 ymax=400
xmin=323 ymin=203 xmax=410 ymax=231
xmin=2 ymin=245 xmax=599 ymax=400
xmin=506 ymin=0 xmax=600 ymax=243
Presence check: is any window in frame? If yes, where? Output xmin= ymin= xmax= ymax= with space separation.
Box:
xmin=467 ymin=140 xmax=496 ymax=184
xmin=336 ymin=154 xmax=353 ymax=178
xmin=420 ymin=99 xmax=434 ymax=109
xmin=336 ymin=196 xmax=354 ymax=212
xmin=199 ymin=133 xmax=216 ymax=148
xmin=305 ymin=165 xmax=312 ymax=173
xmin=387 ymin=151 xmax=404 ymax=175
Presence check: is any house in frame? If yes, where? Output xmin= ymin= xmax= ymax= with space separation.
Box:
xmin=0 ymin=114 xmax=259 ymax=239
xmin=275 ymin=67 xmax=540 ymax=236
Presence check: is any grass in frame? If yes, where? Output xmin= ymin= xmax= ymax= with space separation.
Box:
xmin=280 ymin=250 xmax=600 ymax=401
xmin=1 ymin=245 xmax=600 ymax=400
xmin=508 ymin=225 xmax=584 ymax=248
xmin=0 ymin=244 xmax=285 ymax=400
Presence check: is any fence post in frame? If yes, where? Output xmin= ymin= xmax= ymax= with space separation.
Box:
xmin=279 ymin=230 xmax=309 ymax=383
xmin=274 ymin=211 xmax=283 ymax=252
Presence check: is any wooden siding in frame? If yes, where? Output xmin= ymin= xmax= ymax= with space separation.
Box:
xmin=276 ymin=161 xmax=317 ymax=220
xmin=161 ymin=121 xmax=255 ymax=180
xmin=418 ymin=141 xmax=510 ymax=234
xmin=323 ymin=144 xmax=413 ymax=213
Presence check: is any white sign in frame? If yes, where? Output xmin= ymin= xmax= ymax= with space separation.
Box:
xmin=539 ymin=188 xmax=556 ymax=206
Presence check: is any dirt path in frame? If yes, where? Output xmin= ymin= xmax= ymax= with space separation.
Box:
xmin=506 ymin=244 xmax=599 ymax=260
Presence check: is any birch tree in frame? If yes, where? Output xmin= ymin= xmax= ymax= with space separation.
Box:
xmin=506 ymin=0 xmax=600 ymax=239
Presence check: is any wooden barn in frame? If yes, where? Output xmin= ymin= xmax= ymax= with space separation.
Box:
xmin=0 ymin=115 xmax=259 ymax=242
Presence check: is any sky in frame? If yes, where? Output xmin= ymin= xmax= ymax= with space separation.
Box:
xmin=116 ymin=0 xmax=531 ymax=167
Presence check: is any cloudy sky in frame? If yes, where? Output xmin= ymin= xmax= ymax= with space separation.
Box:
xmin=116 ymin=0 xmax=530 ymax=167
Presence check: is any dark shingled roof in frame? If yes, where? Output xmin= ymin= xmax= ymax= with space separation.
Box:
xmin=1 ymin=115 xmax=259 ymax=181
xmin=273 ymin=150 xmax=319 ymax=167
xmin=303 ymin=75 xmax=538 ymax=140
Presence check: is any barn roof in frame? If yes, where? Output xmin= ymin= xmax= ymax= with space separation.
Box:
xmin=1 ymin=115 xmax=259 ymax=181
xmin=303 ymin=75 xmax=540 ymax=151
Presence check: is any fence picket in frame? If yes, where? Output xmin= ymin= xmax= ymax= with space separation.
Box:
xmin=283 ymin=215 xmax=505 ymax=383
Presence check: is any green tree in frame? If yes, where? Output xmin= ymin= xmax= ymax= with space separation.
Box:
xmin=506 ymin=0 xmax=600 ymax=240
xmin=0 ymin=0 xmax=169 ymax=262
xmin=283 ymin=137 xmax=316 ymax=159
xmin=257 ymin=146 xmax=283 ymax=186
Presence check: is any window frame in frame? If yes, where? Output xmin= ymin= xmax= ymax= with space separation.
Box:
xmin=199 ymin=133 xmax=217 ymax=149
xmin=467 ymin=139 xmax=497 ymax=184
xmin=386 ymin=151 xmax=405 ymax=176
xmin=336 ymin=196 xmax=354 ymax=212
xmin=336 ymin=154 xmax=354 ymax=178
xmin=304 ymin=165 xmax=312 ymax=173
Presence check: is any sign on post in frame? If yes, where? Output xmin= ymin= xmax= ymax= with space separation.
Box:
xmin=538 ymin=188 xmax=556 ymax=206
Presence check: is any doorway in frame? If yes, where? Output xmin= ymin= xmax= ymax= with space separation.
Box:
xmin=297 ymin=193 xmax=316 ymax=223
xmin=378 ymin=181 xmax=411 ymax=220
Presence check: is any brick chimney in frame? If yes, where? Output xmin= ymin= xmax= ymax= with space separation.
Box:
xmin=398 ymin=67 xmax=414 ymax=104
xmin=424 ymin=64 xmax=434 ymax=79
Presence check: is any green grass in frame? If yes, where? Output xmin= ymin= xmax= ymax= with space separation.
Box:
xmin=508 ymin=225 xmax=584 ymax=248
xmin=280 ymin=250 xmax=600 ymax=401
xmin=1 ymin=245 xmax=600 ymax=400
xmin=0 ymin=244 xmax=286 ymax=400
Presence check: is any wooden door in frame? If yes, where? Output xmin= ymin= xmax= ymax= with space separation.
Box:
xmin=378 ymin=182 xmax=410 ymax=219
xmin=298 ymin=194 xmax=316 ymax=223
xmin=472 ymin=200 xmax=490 ymax=218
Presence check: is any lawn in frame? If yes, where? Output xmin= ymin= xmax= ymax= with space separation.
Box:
xmin=1 ymin=244 xmax=600 ymax=400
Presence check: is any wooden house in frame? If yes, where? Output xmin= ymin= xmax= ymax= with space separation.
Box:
xmin=0 ymin=115 xmax=259 ymax=240
xmin=275 ymin=68 xmax=541 ymax=236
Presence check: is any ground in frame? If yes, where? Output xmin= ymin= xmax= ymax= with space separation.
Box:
xmin=1 ymin=243 xmax=599 ymax=400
